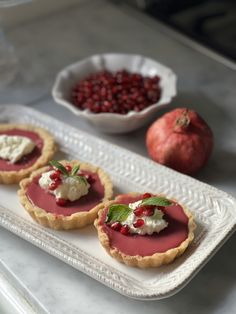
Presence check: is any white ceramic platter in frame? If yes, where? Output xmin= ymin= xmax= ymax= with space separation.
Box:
xmin=0 ymin=105 xmax=235 ymax=300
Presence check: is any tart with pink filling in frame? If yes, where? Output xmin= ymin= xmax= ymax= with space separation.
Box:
xmin=18 ymin=160 xmax=113 ymax=230
xmin=95 ymin=192 xmax=196 ymax=268
xmin=0 ymin=124 xmax=56 ymax=184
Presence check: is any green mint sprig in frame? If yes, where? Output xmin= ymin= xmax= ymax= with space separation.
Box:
xmin=141 ymin=197 xmax=172 ymax=207
xmin=71 ymin=164 xmax=80 ymax=176
xmin=106 ymin=204 xmax=132 ymax=223
xmin=106 ymin=196 xmax=172 ymax=223
xmin=49 ymin=160 xmax=88 ymax=185
xmin=49 ymin=160 xmax=68 ymax=175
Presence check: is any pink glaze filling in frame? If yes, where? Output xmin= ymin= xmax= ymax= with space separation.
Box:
xmin=26 ymin=170 xmax=105 ymax=216
xmin=0 ymin=129 xmax=43 ymax=171
xmin=101 ymin=194 xmax=189 ymax=256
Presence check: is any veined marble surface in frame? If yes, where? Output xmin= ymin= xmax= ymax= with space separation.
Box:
xmin=0 ymin=1 xmax=235 ymax=313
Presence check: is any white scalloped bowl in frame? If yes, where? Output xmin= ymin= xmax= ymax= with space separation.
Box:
xmin=52 ymin=53 xmax=177 ymax=133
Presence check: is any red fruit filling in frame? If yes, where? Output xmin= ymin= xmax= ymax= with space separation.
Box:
xmin=0 ymin=129 xmax=43 ymax=171
xmin=71 ymin=70 xmax=161 ymax=114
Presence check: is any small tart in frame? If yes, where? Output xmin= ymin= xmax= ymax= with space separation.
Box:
xmin=94 ymin=192 xmax=196 ymax=268
xmin=0 ymin=124 xmax=56 ymax=184
xmin=18 ymin=160 xmax=113 ymax=230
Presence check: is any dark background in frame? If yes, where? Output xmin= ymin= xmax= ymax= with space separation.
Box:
xmin=124 ymin=0 xmax=236 ymax=62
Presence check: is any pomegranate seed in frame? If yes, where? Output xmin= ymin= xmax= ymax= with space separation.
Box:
xmin=134 ymin=207 xmax=144 ymax=217
xmin=142 ymin=206 xmax=155 ymax=217
xmin=49 ymin=182 xmax=59 ymax=191
xmin=50 ymin=172 xmax=60 ymax=180
xmin=143 ymin=209 xmax=154 ymax=216
xmin=142 ymin=193 xmax=152 ymax=199
xmin=56 ymin=198 xmax=67 ymax=206
xmin=133 ymin=219 xmax=145 ymax=228
xmin=55 ymin=169 xmax=62 ymax=175
xmin=53 ymin=177 xmax=62 ymax=184
xmin=120 ymin=225 xmax=130 ymax=235
xmin=71 ymin=70 xmax=161 ymax=114
xmin=110 ymin=222 xmax=122 ymax=231
xmin=65 ymin=165 xmax=72 ymax=172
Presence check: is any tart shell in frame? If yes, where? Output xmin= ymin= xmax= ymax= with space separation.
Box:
xmin=94 ymin=193 xmax=196 ymax=268
xmin=0 ymin=124 xmax=57 ymax=184
xmin=18 ymin=160 xmax=113 ymax=230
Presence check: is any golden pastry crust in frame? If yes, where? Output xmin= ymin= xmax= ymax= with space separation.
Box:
xmin=0 ymin=124 xmax=57 ymax=184
xmin=18 ymin=160 xmax=113 ymax=230
xmin=94 ymin=192 xmax=196 ymax=268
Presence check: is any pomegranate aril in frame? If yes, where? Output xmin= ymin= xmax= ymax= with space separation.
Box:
xmin=49 ymin=182 xmax=59 ymax=191
xmin=54 ymin=169 xmax=62 ymax=175
xmin=110 ymin=222 xmax=122 ymax=231
xmin=133 ymin=219 xmax=145 ymax=228
xmin=120 ymin=225 xmax=130 ymax=235
xmin=65 ymin=165 xmax=72 ymax=172
xmin=142 ymin=192 xmax=152 ymax=199
xmin=77 ymin=94 xmax=84 ymax=103
xmin=56 ymin=198 xmax=67 ymax=206
xmin=50 ymin=172 xmax=60 ymax=180
xmin=134 ymin=207 xmax=144 ymax=217
xmin=53 ymin=177 xmax=62 ymax=184
xmin=92 ymin=94 xmax=99 ymax=101
xmin=71 ymin=70 xmax=161 ymax=115
xmin=143 ymin=207 xmax=155 ymax=217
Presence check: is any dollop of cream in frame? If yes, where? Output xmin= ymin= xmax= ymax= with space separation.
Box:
xmin=123 ymin=200 xmax=168 ymax=235
xmin=0 ymin=135 xmax=35 ymax=163
xmin=39 ymin=170 xmax=90 ymax=201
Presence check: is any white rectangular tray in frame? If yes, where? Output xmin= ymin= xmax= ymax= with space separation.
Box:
xmin=0 ymin=105 xmax=235 ymax=300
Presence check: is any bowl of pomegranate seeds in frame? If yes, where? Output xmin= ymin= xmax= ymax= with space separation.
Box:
xmin=52 ymin=54 xmax=177 ymax=133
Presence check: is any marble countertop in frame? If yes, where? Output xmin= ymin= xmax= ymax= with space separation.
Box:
xmin=0 ymin=1 xmax=236 ymax=313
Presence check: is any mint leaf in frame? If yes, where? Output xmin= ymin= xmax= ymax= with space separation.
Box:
xmin=106 ymin=204 xmax=132 ymax=223
xmin=71 ymin=164 xmax=80 ymax=176
xmin=49 ymin=160 xmax=68 ymax=176
xmin=141 ymin=197 xmax=172 ymax=207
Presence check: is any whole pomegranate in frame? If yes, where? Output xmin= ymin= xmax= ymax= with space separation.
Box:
xmin=146 ymin=108 xmax=214 ymax=175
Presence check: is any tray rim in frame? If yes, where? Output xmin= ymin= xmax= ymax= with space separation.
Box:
xmin=0 ymin=104 xmax=235 ymax=300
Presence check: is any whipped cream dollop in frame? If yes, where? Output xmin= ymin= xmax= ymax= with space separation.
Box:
xmin=0 ymin=135 xmax=35 ymax=163
xmin=123 ymin=200 xmax=168 ymax=235
xmin=39 ymin=170 xmax=90 ymax=201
